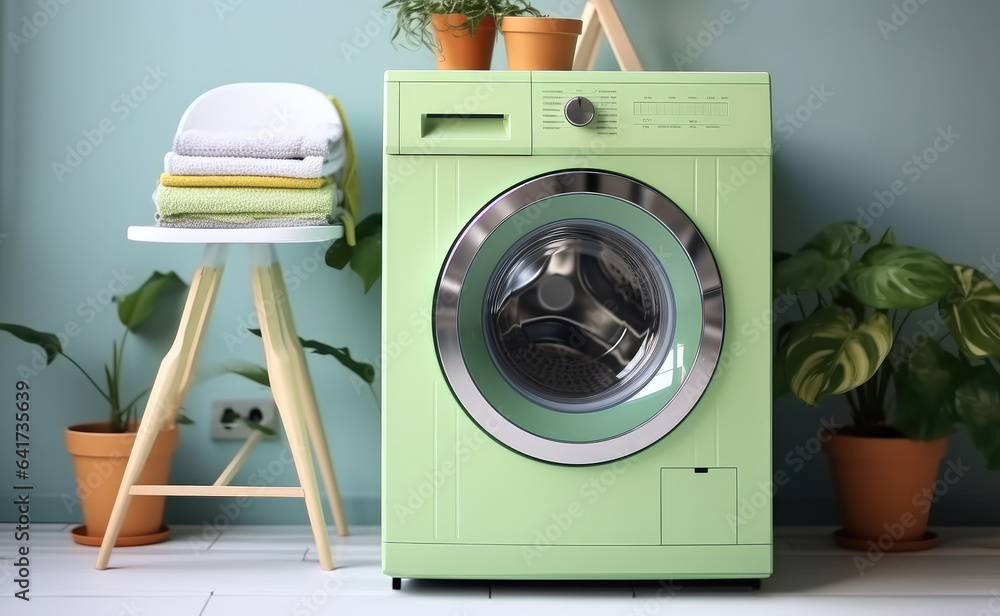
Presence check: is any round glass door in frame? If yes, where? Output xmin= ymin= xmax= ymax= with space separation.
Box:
xmin=435 ymin=171 xmax=723 ymax=465
xmin=484 ymin=219 xmax=675 ymax=414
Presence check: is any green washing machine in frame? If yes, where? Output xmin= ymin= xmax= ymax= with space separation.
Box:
xmin=382 ymin=71 xmax=772 ymax=586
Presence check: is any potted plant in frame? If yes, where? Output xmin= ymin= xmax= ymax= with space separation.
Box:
xmin=775 ymin=223 xmax=1000 ymax=551
xmin=500 ymin=13 xmax=583 ymax=71
xmin=1 ymin=271 xmax=188 ymax=546
xmin=383 ymin=0 xmax=540 ymax=70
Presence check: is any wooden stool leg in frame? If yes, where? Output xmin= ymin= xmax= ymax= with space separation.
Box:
xmin=574 ymin=2 xmax=603 ymax=71
xmin=251 ymin=247 xmax=334 ymax=571
xmin=294 ymin=351 xmax=350 ymax=536
xmin=265 ymin=260 xmax=350 ymax=536
xmin=96 ymin=246 xmax=226 ymax=570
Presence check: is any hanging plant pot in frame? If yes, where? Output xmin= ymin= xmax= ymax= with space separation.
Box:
xmin=65 ymin=422 xmax=178 ymax=546
xmin=501 ymin=17 xmax=583 ymax=71
xmin=825 ymin=432 xmax=948 ymax=552
xmin=431 ymin=13 xmax=497 ymax=70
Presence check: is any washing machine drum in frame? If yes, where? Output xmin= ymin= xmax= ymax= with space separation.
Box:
xmin=436 ymin=171 xmax=724 ymax=465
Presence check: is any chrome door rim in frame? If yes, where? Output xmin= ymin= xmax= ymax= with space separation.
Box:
xmin=435 ymin=170 xmax=724 ymax=465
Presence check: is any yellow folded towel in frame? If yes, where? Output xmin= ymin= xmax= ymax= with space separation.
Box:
xmin=159 ymin=173 xmax=323 ymax=189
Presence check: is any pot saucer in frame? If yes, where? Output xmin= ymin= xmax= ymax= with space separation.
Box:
xmin=70 ymin=525 xmax=170 ymax=547
xmin=834 ymin=528 xmax=939 ymax=552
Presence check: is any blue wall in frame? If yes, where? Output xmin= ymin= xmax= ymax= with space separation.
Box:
xmin=1 ymin=0 xmax=997 ymax=527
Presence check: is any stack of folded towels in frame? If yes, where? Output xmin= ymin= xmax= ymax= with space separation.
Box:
xmin=153 ymin=97 xmax=358 ymax=230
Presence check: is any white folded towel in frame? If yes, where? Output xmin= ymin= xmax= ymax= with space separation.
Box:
xmin=173 ymin=123 xmax=343 ymax=159
xmin=164 ymin=152 xmax=325 ymax=178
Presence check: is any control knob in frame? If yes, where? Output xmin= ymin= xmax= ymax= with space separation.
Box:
xmin=564 ymin=96 xmax=596 ymax=127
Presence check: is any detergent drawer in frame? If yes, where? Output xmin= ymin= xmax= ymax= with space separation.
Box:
xmin=397 ymin=81 xmax=531 ymax=155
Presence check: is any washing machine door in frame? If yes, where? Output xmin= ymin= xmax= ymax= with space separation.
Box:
xmin=436 ymin=170 xmax=723 ymax=465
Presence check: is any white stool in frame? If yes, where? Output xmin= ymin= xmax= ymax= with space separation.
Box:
xmin=96 ymin=226 xmax=349 ymax=571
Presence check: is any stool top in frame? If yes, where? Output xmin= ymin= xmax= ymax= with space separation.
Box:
xmin=128 ymin=225 xmax=343 ymax=244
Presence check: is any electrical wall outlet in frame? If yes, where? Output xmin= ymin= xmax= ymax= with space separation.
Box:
xmin=210 ymin=398 xmax=278 ymax=440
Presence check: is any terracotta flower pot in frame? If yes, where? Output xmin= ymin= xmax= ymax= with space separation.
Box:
xmin=825 ymin=433 xmax=948 ymax=550
xmin=501 ymin=16 xmax=583 ymax=71
xmin=65 ymin=422 xmax=178 ymax=546
xmin=431 ymin=13 xmax=496 ymax=70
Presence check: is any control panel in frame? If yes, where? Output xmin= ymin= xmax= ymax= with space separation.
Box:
xmin=386 ymin=72 xmax=771 ymax=157
xmin=531 ymin=80 xmax=771 ymax=156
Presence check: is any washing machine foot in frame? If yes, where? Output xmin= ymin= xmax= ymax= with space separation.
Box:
xmin=392 ymin=577 xmax=402 ymax=590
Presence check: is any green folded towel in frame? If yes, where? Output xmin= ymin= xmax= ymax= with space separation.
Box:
xmin=153 ymin=181 xmax=336 ymax=219
xmin=156 ymin=215 xmax=331 ymax=228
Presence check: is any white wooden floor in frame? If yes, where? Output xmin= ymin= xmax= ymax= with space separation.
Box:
xmin=1 ymin=525 xmax=998 ymax=615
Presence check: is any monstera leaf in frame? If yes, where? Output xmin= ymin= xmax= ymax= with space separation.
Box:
xmin=0 ymin=324 xmax=62 ymax=363
xmin=894 ymin=340 xmax=960 ymax=440
xmin=940 ymin=265 xmax=1000 ymax=358
xmin=116 ymin=271 xmax=186 ymax=332
xmin=774 ymin=250 xmax=851 ymax=294
xmin=954 ymin=362 xmax=1000 ymax=469
xmin=801 ymin=222 xmax=870 ymax=257
xmin=784 ymin=306 xmax=893 ymax=406
xmin=843 ymin=233 xmax=954 ymax=309
xmin=774 ymin=223 xmax=869 ymax=294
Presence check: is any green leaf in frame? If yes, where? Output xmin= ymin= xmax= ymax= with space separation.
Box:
xmin=776 ymin=320 xmax=800 ymax=350
xmin=774 ymin=250 xmax=851 ymax=294
xmin=176 ymin=413 xmax=195 ymax=425
xmin=954 ymin=362 xmax=1000 ymax=469
xmin=940 ymin=265 xmax=1000 ymax=358
xmin=785 ymin=306 xmax=893 ymax=406
xmin=350 ymin=233 xmax=382 ymax=294
xmin=800 ymin=222 xmax=870 ymax=258
xmin=238 ymin=417 xmax=277 ymax=436
xmin=325 ymin=213 xmax=382 ymax=271
xmin=325 ymin=238 xmax=352 ymax=270
xmin=0 ymin=323 xmax=62 ymax=363
xmin=831 ymin=289 xmax=866 ymax=323
xmin=300 ymin=339 xmax=376 ymax=383
xmin=894 ymin=340 xmax=960 ymax=440
xmin=224 ymin=361 xmax=271 ymax=387
xmin=116 ymin=271 xmax=186 ymax=332
xmin=355 ymin=213 xmax=382 ymax=240
xmin=843 ymin=244 xmax=954 ymax=310
xmin=879 ymin=227 xmax=897 ymax=246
